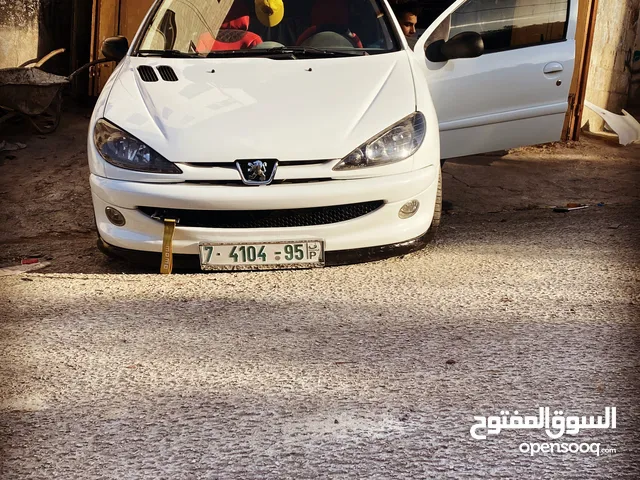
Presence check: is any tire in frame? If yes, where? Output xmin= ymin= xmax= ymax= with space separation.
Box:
xmin=424 ymin=169 xmax=442 ymax=243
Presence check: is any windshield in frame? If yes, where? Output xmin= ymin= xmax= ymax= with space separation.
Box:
xmin=136 ymin=0 xmax=400 ymax=57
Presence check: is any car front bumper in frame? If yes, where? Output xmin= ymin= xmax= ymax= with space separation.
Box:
xmin=90 ymin=165 xmax=439 ymax=264
xmin=97 ymin=227 xmax=435 ymax=270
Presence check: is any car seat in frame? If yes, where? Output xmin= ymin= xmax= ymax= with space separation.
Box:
xmin=197 ymin=2 xmax=263 ymax=52
xmin=296 ymin=0 xmax=363 ymax=48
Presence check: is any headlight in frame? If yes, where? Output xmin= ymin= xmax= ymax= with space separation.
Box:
xmin=93 ymin=119 xmax=182 ymax=174
xmin=333 ymin=112 xmax=426 ymax=170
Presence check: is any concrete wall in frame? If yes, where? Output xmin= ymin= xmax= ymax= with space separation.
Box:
xmin=0 ymin=0 xmax=74 ymax=73
xmin=0 ymin=0 xmax=40 ymax=68
xmin=629 ymin=11 xmax=640 ymax=106
xmin=583 ymin=0 xmax=640 ymax=129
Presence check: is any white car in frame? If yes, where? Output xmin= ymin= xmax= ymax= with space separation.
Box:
xmin=89 ymin=0 xmax=577 ymax=271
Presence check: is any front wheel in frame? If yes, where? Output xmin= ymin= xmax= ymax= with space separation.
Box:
xmin=423 ymin=170 xmax=442 ymax=243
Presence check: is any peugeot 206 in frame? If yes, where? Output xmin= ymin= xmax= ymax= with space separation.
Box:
xmin=89 ymin=0 xmax=577 ymax=271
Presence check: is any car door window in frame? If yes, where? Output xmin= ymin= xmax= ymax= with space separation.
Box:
xmin=448 ymin=0 xmax=569 ymax=53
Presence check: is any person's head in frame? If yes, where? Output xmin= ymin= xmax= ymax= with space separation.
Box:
xmin=392 ymin=1 xmax=419 ymax=38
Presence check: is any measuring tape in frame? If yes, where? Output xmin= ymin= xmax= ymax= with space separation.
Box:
xmin=160 ymin=218 xmax=177 ymax=274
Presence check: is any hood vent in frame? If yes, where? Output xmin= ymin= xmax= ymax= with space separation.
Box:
xmin=137 ymin=65 xmax=158 ymax=82
xmin=157 ymin=65 xmax=178 ymax=82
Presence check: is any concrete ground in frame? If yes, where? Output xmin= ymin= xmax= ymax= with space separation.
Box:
xmin=1 ymin=111 xmax=639 ymax=478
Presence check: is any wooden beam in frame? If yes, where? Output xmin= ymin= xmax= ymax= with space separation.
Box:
xmin=119 ymin=0 xmax=155 ymax=42
xmin=562 ymin=0 xmax=599 ymax=141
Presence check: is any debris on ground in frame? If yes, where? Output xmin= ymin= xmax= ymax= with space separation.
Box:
xmin=0 ymin=140 xmax=27 ymax=152
xmin=553 ymin=203 xmax=590 ymax=212
xmin=584 ymin=101 xmax=640 ymax=146
xmin=0 ymin=261 xmax=51 ymax=276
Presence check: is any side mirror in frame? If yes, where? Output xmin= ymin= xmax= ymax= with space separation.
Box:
xmin=101 ymin=36 xmax=129 ymax=62
xmin=426 ymin=32 xmax=484 ymax=63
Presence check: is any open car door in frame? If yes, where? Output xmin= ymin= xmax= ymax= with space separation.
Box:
xmin=413 ymin=0 xmax=578 ymax=159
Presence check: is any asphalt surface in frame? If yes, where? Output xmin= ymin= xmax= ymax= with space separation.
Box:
xmin=1 ymin=202 xmax=639 ymax=479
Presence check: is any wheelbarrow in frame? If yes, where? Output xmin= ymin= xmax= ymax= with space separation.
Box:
xmin=0 ymin=49 xmax=114 ymax=134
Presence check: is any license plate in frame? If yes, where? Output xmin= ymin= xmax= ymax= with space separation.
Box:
xmin=199 ymin=240 xmax=325 ymax=270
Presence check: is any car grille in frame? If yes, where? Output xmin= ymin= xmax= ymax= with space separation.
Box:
xmin=139 ymin=201 xmax=384 ymax=229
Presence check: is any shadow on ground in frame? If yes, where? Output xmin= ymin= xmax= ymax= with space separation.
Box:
xmin=1 ymin=108 xmax=639 ymax=275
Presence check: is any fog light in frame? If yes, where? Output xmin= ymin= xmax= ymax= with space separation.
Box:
xmin=399 ymin=200 xmax=420 ymax=219
xmin=105 ymin=206 xmax=126 ymax=226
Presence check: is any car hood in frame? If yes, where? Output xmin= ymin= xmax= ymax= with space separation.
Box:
xmin=102 ymin=53 xmax=416 ymax=163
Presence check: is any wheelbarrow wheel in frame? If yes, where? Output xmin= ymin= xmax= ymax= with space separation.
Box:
xmin=27 ymin=90 xmax=63 ymax=134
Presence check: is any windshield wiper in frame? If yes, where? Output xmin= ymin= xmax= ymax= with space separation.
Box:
xmin=136 ymin=46 xmax=370 ymax=59
xmin=277 ymin=46 xmax=367 ymax=57
xmin=206 ymin=46 xmax=366 ymax=59
xmin=136 ymin=49 xmax=202 ymax=58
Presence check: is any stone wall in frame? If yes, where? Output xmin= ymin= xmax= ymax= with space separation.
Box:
xmin=0 ymin=0 xmax=74 ymax=73
xmin=583 ymin=0 xmax=640 ymax=129
xmin=0 ymin=0 xmax=40 ymax=68
xmin=629 ymin=11 xmax=640 ymax=106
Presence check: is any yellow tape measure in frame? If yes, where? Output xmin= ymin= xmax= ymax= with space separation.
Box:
xmin=160 ymin=218 xmax=176 ymax=274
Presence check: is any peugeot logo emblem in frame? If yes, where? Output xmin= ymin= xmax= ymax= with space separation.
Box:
xmin=236 ymin=159 xmax=278 ymax=186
